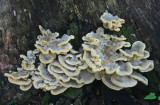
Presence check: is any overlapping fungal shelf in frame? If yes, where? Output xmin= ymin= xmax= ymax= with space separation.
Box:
xmin=100 ymin=11 xmax=125 ymax=31
xmin=5 ymin=25 xmax=95 ymax=95
xmin=82 ymin=28 xmax=154 ymax=90
xmin=4 ymin=10 xmax=154 ymax=95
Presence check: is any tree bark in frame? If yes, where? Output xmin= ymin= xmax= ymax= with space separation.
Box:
xmin=0 ymin=0 xmax=159 ymax=104
xmin=0 ymin=0 xmax=160 ymax=70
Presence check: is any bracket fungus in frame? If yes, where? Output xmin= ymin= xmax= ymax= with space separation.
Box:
xmin=4 ymin=10 xmax=154 ymax=95
xmin=100 ymin=11 xmax=125 ymax=31
xmin=4 ymin=25 xmax=95 ymax=95
xmin=82 ymin=27 xmax=154 ymax=90
xmin=35 ymin=25 xmax=74 ymax=55
xmin=32 ymin=51 xmax=95 ymax=95
xmin=4 ymin=50 xmax=35 ymax=91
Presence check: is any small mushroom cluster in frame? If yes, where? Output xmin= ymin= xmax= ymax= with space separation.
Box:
xmin=100 ymin=11 xmax=125 ymax=31
xmin=82 ymin=28 xmax=154 ymax=90
xmin=4 ymin=10 xmax=154 ymax=95
xmin=4 ymin=50 xmax=35 ymax=91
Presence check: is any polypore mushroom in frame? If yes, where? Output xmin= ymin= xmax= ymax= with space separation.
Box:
xmin=100 ymin=11 xmax=125 ymax=31
xmin=111 ymin=75 xmax=137 ymax=88
xmin=35 ymin=25 xmax=74 ymax=55
xmin=4 ymin=68 xmax=34 ymax=91
xmin=20 ymin=50 xmax=36 ymax=70
xmin=4 ymin=10 xmax=154 ymax=95
xmin=82 ymin=27 xmax=154 ymax=90
xmin=39 ymin=53 xmax=56 ymax=64
xmin=82 ymin=27 xmax=130 ymax=74
xmin=102 ymin=75 xmax=123 ymax=90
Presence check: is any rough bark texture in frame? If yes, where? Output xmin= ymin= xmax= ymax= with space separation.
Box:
xmin=0 ymin=0 xmax=160 ymax=105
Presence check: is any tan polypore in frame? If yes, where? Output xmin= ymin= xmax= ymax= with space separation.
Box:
xmin=47 ymin=52 xmax=95 ymax=88
xmin=82 ymin=27 xmax=130 ymax=74
xmin=50 ymin=86 xmax=68 ymax=95
xmin=4 ymin=50 xmax=36 ymax=91
xmin=5 ymin=11 xmax=154 ymax=94
xmin=110 ymin=75 xmax=137 ymax=88
xmin=130 ymin=59 xmax=154 ymax=72
xmin=116 ymin=62 xmax=132 ymax=76
xmin=101 ymin=71 xmax=149 ymax=91
xmin=4 ymin=68 xmax=33 ymax=91
xmin=7 ymin=77 xmax=32 ymax=85
xmin=35 ymin=25 xmax=74 ymax=55
xmin=20 ymin=83 xmax=33 ymax=91
xmin=31 ymin=50 xmax=95 ymax=95
xmin=130 ymin=71 xmax=148 ymax=85
xmin=4 ymin=71 xmax=30 ymax=80
xmin=100 ymin=11 xmax=125 ymax=31
xmin=20 ymin=50 xmax=36 ymax=70
xmin=119 ymin=41 xmax=150 ymax=59
xmin=31 ymin=64 xmax=59 ymax=91
xmin=82 ymin=27 xmax=154 ymax=90
xmin=39 ymin=53 xmax=56 ymax=64
xmin=102 ymin=75 xmax=123 ymax=90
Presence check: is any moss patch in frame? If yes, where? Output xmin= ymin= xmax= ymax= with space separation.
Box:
xmin=61 ymin=88 xmax=82 ymax=99
xmin=113 ymin=25 xmax=137 ymax=43
xmin=41 ymin=93 xmax=51 ymax=105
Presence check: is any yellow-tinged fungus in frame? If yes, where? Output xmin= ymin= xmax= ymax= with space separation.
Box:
xmin=20 ymin=50 xmax=36 ymax=70
xmin=4 ymin=10 xmax=154 ymax=95
xmin=100 ymin=11 xmax=125 ymax=31
xmin=82 ymin=26 xmax=154 ymax=90
xmin=111 ymin=75 xmax=137 ymax=88
xmin=35 ymin=25 xmax=74 ymax=55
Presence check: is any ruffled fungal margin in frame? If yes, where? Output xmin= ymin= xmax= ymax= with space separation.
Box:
xmin=4 ymin=10 xmax=154 ymax=95
xmin=35 ymin=25 xmax=74 ymax=55
xmin=82 ymin=27 xmax=154 ymax=90
xmin=100 ymin=11 xmax=125 ymax=31
xmin=4 ymin=26 xmax=95 ymax=95
xmin=4 ymin=50 xmax=35 ymax=91
xmin=32 ymin=51 xmax=95 ymax=95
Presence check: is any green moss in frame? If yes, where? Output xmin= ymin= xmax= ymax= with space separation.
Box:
xmin=25 ymin=91 xmax=32 ymax=101
xmin=145 ymin=41 xmax=152 ymax=52
xmin=6 ymin=99 xmax=17 ymax=105
xmin=67 ymin=22 xmax=79 ymax=35
xmin=143 ymin=74 xmax=159 ymax=92
xmin=119 ymin=26 xmax=132 ymax=36
xmin=41 ymin=93 xmax=51 ymax=105
xmin=146 ymin=61 xmax=160 ymax=91
xmin=114 ymin=25 xmax=137 ymax=43
xmin=61 ymin=88 xmax=82 ymax=99
xmin=153 ymin=60 xmax=160 ymax=72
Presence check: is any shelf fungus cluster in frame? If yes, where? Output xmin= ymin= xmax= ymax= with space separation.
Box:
xmin=32 ymin=50 xmax=95 ymax=95
xmin=4 ymin=50 xmax=35 ymax=91
xmin=82 ymin=28 xmax=154 ymax=90
xmin=4 ymin=25 xmax=95 ymax=95
xmin=4 ymin=10 xmax=154 ymax=95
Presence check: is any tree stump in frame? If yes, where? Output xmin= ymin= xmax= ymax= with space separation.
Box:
xmin=0 ymin=0 xmax=159 ymax=105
